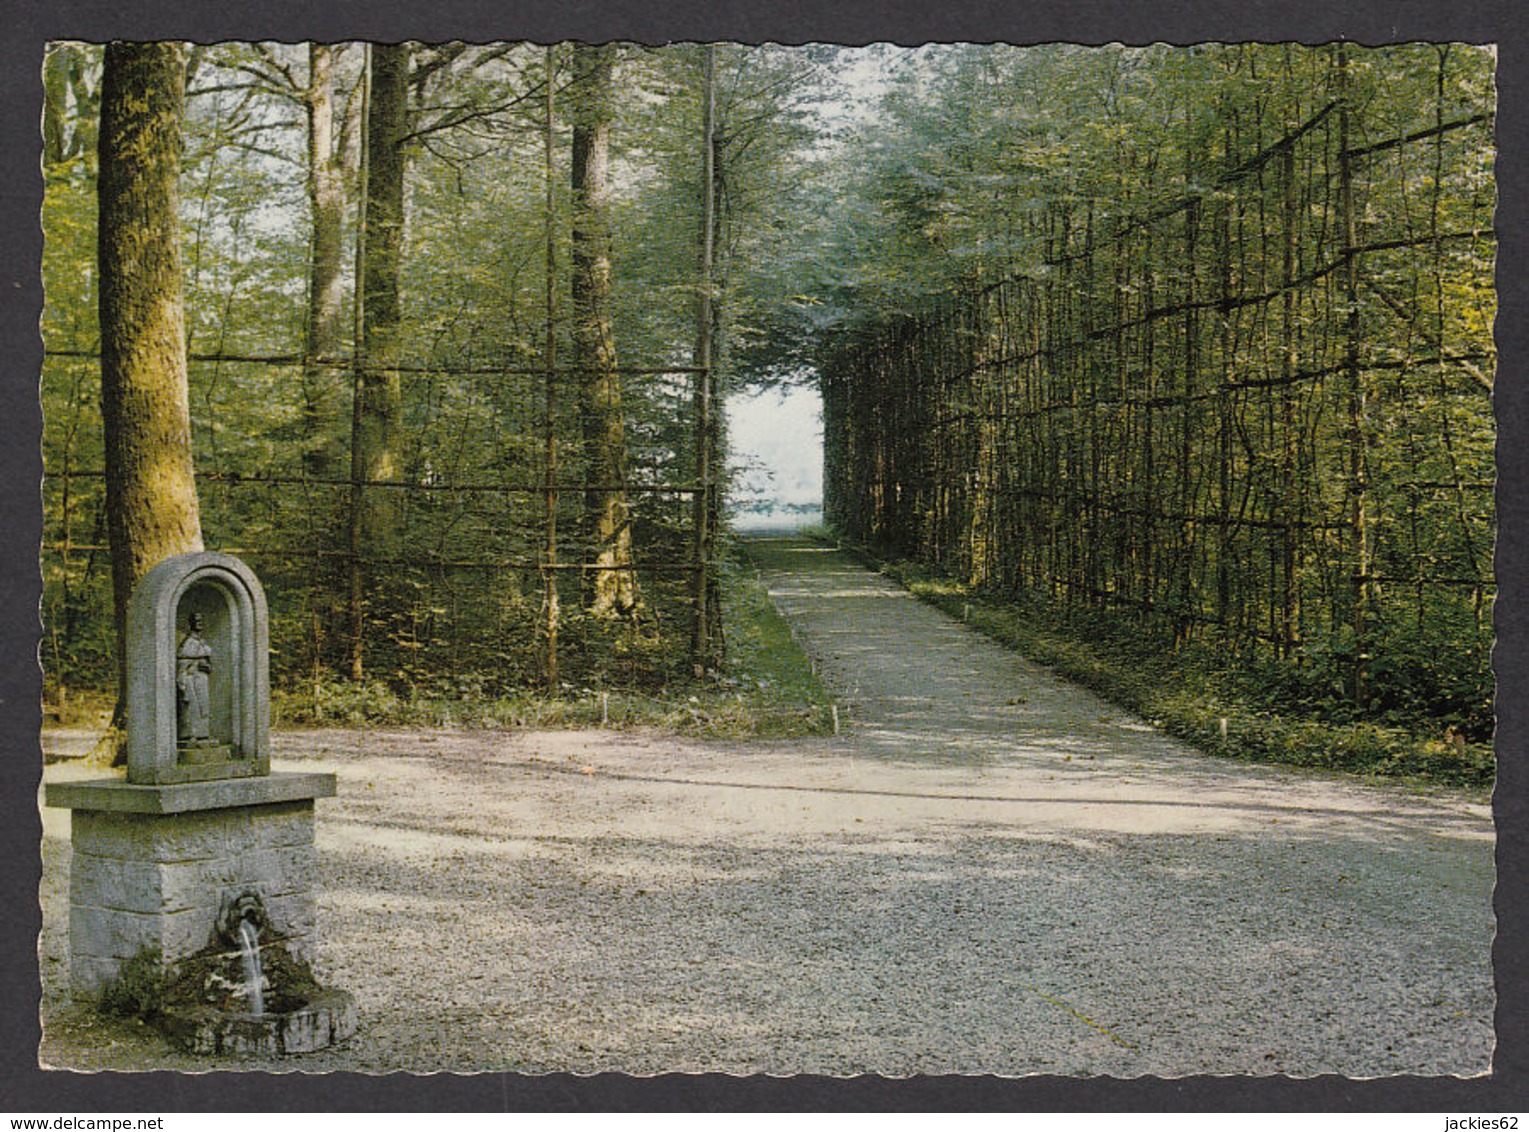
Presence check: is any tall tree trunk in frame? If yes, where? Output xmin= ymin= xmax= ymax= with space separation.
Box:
xmin=540 ymin=44 xmax=560 ymax=690
xmin=42 ymin=47 xmax=71 ymax=166
xmin=98 ymin=41 xmax=203 ymax=727
xmin=570 ymin=43 xmax=638 ymax=618
xmin=302 ymin=43 xmax=347 ymax=478
xmin=690 ymin=45 xmax=718 ymax=674
xmin=1337 ymin=45 xmax=1371 ymax=709
xmin=348 ymin=42 xmax=408 ymax=680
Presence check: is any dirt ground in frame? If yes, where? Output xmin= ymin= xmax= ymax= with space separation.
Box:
xmin=36 ymin=538 xmax=1496 ymax=1077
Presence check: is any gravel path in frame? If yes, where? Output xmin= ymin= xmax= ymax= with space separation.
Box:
xmin=37 ymin=537 xmax=1494 ymax=1076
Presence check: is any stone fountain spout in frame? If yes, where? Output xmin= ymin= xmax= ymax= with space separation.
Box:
xmin=220 ymin=891 xmax=268 ymax=1016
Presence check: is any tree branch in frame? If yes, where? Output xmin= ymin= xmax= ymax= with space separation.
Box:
xmin=398 ymin=77 xmax=550 ymax=144
xmin=251 ymin=42 xmax=302 ymax=94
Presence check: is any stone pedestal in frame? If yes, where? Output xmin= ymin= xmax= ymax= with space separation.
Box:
xmin=46 ymin=771 xmax=336 ymax=998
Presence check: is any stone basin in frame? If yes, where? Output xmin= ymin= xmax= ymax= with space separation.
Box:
xmin=163 ymin=987 xmax=358 ymax=1057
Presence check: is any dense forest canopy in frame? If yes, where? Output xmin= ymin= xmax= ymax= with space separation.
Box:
xmin=819 ymin=43 xmax=1495 ymax=743
xmin=41 ymin=41 xmax=1495 ymax=746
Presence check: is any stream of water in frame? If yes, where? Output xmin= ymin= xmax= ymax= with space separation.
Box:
xmin=236 ymin=918 xmax=265 ymax=1016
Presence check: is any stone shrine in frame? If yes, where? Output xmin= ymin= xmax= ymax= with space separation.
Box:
xmin=46 ymin=551 xmax=353 ymax=1053
xmin=124 ymin=551 xmax=271 ymax=784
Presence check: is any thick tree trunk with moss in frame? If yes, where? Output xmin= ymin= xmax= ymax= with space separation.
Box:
xmin=353 ymin=43 xmax=407 ymax=542
xmin=302 ymin=43 xmax=348 ymax=478
xmin=347 ymin=43 xmax=409 ymax=680
xmin=570 ymin=43 xmax=638 ymax=618
xmin=98 ymin=41 xmax=203 ymax=716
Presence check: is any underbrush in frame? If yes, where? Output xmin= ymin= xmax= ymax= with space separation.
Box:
xmin=848 ymin=548 xmax=1492 ymax=790
xmin=273 ymin=677 xmax=834 ymax=739
xmin=270 ymin=550 xmax=835 ymax=739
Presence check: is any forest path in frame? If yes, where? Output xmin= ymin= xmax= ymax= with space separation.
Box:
xmin=746 ymin=534 xmax=1492 ymax=836
xmin=38 ymin=536 xmax=1494 ymax=1077
xmin=740 ymin=533 xmax=1496 ymax=1068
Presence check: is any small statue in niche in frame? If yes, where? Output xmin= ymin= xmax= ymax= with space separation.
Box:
xmin=176 ymin=612 xmax=216 ymax=746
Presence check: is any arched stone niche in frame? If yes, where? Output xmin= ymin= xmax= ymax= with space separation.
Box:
xmin=125 ymin=551 xmax=270 ymax=785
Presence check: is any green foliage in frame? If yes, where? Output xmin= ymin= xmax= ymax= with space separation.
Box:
xmin=1237 ymin=620 xmax=1493 ymax=740
xmin=41 ymin=39 xmax=1493 ymax=744
xmin=816 ymin=42 xmax=1494 ymax=767
xmin=44 ymin=41 xmax=829 ymax=699
xmin=612 ymin=44 xmax=833 ymax=386
xmin=273 ymin=553 xmax=835 ymax=737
